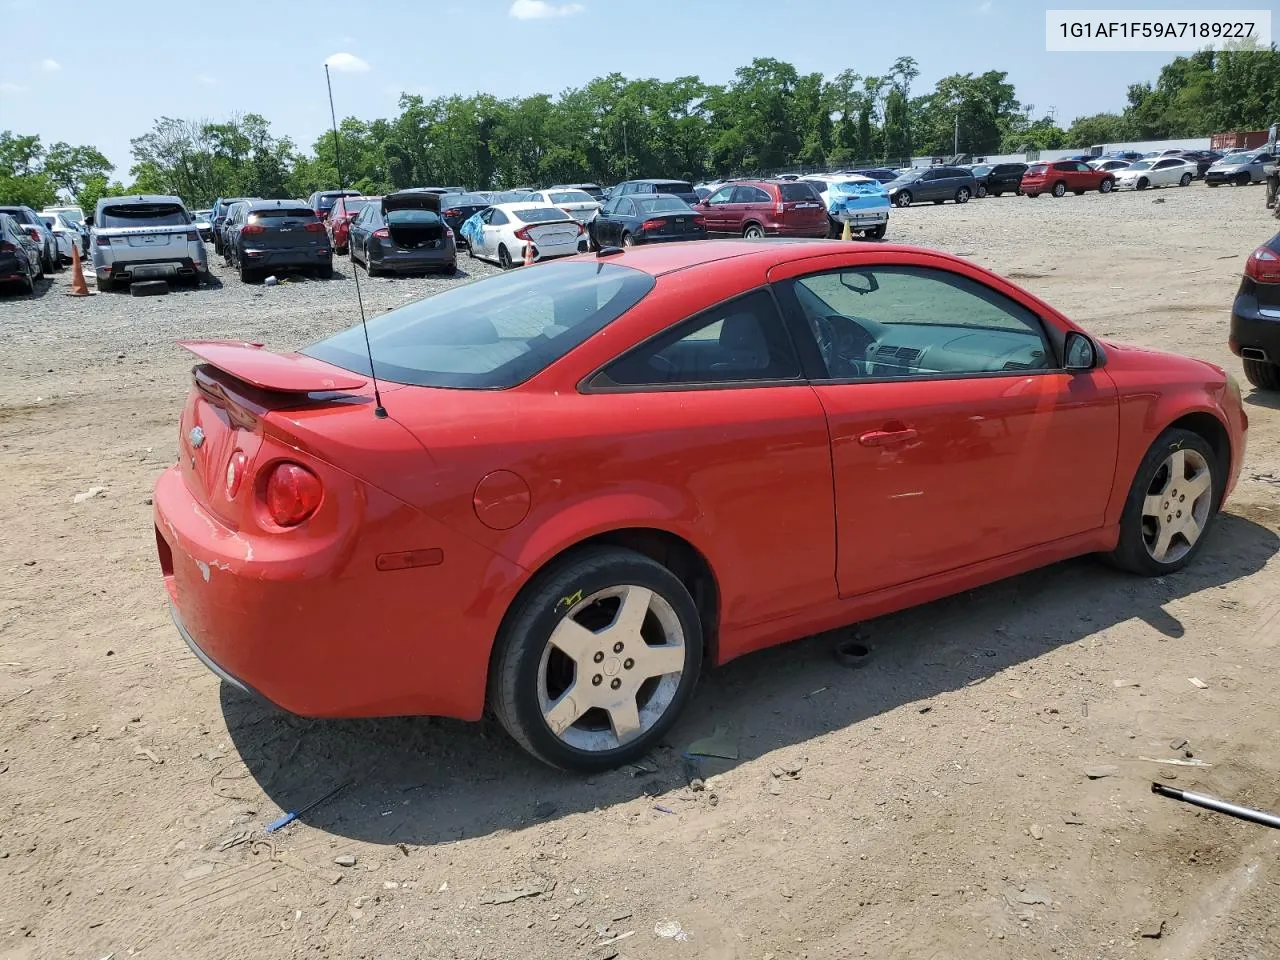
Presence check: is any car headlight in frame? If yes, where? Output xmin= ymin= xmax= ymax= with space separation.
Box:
xmin=1226 ymin=372 xmax=1242 ymax=406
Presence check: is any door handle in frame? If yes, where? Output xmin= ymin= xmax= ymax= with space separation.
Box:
xmin=858 ymin=427 xmax=918 ymax=447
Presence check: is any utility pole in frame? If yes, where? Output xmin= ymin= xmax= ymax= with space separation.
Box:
xmin=954 ymin=114 xmax=959 ymax=157
xmin=623 ymin=119 xmax=630 ymax=178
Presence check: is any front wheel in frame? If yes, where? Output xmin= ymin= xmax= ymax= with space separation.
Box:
xmin=894 ymin=191 xmax=912 ymax=207
xmin=1052 ymin=181 xmax=1067 ymax=198
xmin=1137 ymin=177 xmax=1149 ymax=190
xmin=1235 ymin=173 xmax=1250 ymax=187
xmin=1179 ymin=173 xmax=1193 ymax=187
xmin=488 ymin=546 xmax=703 ymax=772
xmin=1243 ymin=357 xmax=1280 ymax=390
xmin=1099 ymin=179 xmax=1114 ymax=194
xmin=1108 ymin=429 xmax=1219 ymax=576
xmin=976 ymin=184 xmax=988 ymax=198
xmin=954 ymin=187 xmax=970 ymax=203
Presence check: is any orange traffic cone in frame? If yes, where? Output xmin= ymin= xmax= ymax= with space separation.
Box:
xmin=523 ymin=239 xmax=535 ymax=267
xmin=67 ymin=243 xmax=92 ymax=296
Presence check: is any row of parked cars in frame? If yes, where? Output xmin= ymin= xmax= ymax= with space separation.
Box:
xmin=0 ymin=202 xmax=93 ymax=292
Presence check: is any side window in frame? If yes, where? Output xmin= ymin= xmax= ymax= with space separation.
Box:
xmin=596 ymin=289 xmax=801 ymax=388
xmin=490 ymin=210 xmax=508 ymax=226
xmin=737 ymin=186 xmax=771 ymax=204
xmin=600 ymin=199 xmax=617 ymax=216
xmin=785 ymin=266 xmax=1054 ymax=380
xmin=616 ymin=199 xmax=636 ymax=217
xmin=707 ymin=187 xmax=734 ymax=205
xmin=1076 ymin=162 xmax=1092 ymax=172
xmin=479 ymin=208 xmax=494 ymax=224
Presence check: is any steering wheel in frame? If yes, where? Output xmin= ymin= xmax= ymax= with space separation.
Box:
xmin=816 ymin=315 xmax=875 ymax=377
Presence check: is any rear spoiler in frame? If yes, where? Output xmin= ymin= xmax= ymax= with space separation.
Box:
xmin=179 ymin=340 xmax=368 ymax=393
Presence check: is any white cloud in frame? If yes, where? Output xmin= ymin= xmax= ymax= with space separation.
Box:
xmin=0 ymin=81 xmax=25 ymax=94
xmin=198 ymin=74 xmax=217 ymax=86
xmin=40 ymin=58 xmax=60 ymax=72
xmin=325 ymin=52 xmax=370 ymax=73
xmin=509 ymin=0 xmax=584 ymax=19
xmin=976 ymin=0 xmax=992 ymax=12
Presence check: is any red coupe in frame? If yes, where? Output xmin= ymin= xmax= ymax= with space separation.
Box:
xmin=153 ymin=240 xmax=1247 ymax=771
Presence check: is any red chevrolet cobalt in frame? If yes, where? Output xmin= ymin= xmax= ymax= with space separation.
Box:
xmin=154 ymin=240 xmax=1247 ymax=770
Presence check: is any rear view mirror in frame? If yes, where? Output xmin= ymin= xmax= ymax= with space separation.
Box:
xmin=839 ymin=271 xmax=879 ymax=295
xmin=1064 ymin=331 xmax=1097 ymax=371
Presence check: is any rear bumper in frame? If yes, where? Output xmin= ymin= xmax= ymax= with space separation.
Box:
xmin=1229 ymin=295 xmax=1280 ymax=361
xmin=95 ymin=256 xmax=207 ymax=280
xmin=241 ymin=247 xmax=331 ymax=269
xmin=530 ymin=239 xmax=589 ymax=261
xmin=370 ymin=242 xmax=457 ymax=271
xmin=636 ymin=232 xmax=708 ymax=244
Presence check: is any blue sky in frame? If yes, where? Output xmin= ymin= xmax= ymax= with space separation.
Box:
xmin=0 ymin=0 xmax=1240 ymax=175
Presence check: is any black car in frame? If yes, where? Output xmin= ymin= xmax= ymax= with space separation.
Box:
xmin=0 ymin=205 xmax=59 ymax=273
xmin=588 ymin=193 xmax=707 ymax=248
xmin=209 ymin=197 xmax=258 ymax=256
xmin=612 ymin=179 xmax=701 ymax=205
xmin=850 ymin=168 xmax=899 ymax=184
xmin=970 ymin=162 xmax=1028 ymax=198
xmin=348 ymin=191 xmax=457 ymax=277
xmin=439 ymin=192 xmax=493 ymax=247
xmin=1180 ymin=150 xmax=1224 ymax=178
xmin=0 ymin=212 xmax=43 ymax=294
xmin=1230 ymin=231 xmax=1280 ymax=390
xmin=223 ymin=199 xmax=333 ymax=283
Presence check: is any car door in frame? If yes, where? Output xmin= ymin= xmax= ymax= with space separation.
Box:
xmin=917 ymin=169 xmax=943 ymax=201
xmin=1152 ymin=158 xmax=1179 ymax=185
xmin=592 ymin=199 xmax=616 ymax=246
xmin=613 ymin=199 xmax=638 ymax=243
xmin=768 ymin=253 xmax=1119 ymax=597
xmin=734 ymin=185 xmax=772 ymax=234
xmin=700 ymin=185 xmax=734 ymax=233
xmin=587 ymin=288 xmax=837 ymax=639
xmin=487 ymin=208 xmax=510 ymax=258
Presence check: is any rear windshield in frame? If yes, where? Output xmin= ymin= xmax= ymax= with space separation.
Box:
xmin=513 ymin=207 xmax=570 ymax=224
xmin=779 ymin=183 xmax=818 ymax=201
xmin=99 ymin=204 xmax=189 ymax=228
xmin=496 ymin=190 xmax=532 ymax=203
xmin=442 ymin=194 xmax=490 ymax=207
xmin=316 ymin=193 xmax=358 ymax=210
xmin=251 ymin=208 xmax=316 ymax=220
xmin=387 ymin=210 xmax=441 ymax=224
xmin=340 ymin=199 xmax=374 ymax=213
xmin=305 ymin=262 xmax=656 ymax=389
xmin=651 ymin=181 xmax=693 ymax=195
xmin=548 ymin=190 xmax=594 ymax=203
xmin=1026 ymin=164 xmax=1048 ymax=174
xmin=636 ymin=197 xmax=691 ymax=213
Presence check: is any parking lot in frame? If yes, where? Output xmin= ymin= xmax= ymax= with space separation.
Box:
xmin=2 ymin=183 xmax=1279 ymax=960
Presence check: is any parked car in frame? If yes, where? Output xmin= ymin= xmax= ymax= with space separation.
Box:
xmin=1205 ymin=151 xmax=1275 ymax=187
xmin=1021 ymin=160 xmax=1117 ymax=197
xmin=970 ymin=162 xmax=1028 ymax=197
xmin=0 ymin=212 xmax=43 ymax=294
xmin=588 ymin=193 xmax=706 ymax=248
xmin=850 ymin=168 xmax=900 ymax=184
xmin=613 ymin=179 xmax=701 ymax=205
xmin=549 ymin=183 xmax=605 ymax=201
xmin=886 ymin=166 xmax=977 ymax=207
xmin=191 ymin=210 xmax=214 ymax=242
xmin=325 ymin=195 xmax=375 ymax=255
xmin=223 ymin=199 xmax=333 ymax=283
xmin=216 ymin=200 xmax=254 ymax=256
xmin=348 ymin=191 xmax=457 ymax=277
xmin=1089 ymin=159 xmax=1132 ymax=173
xmin=210 ymin=197 xmax=258 ymax=256
xmin=493 ymin=190 xmax=534 ymax=203
xmin=1113 ymin=157 xmax=1197 ymax=191
xmin=437 ymin=193 xmax=492 ymax=247
xmin=0 ymin=204 xmax=60 ymax=273
xmin=459 ymin=202 xmax=587 ymax=268
xmin=695 ymin=180 xmax=828 ymax=239
xmin=1102 ymin=151 xmax=1144 ymax=162
xmin=307 ymin=189 xmax=363 ymax=221
xmin=90 ymin=195 xmax=208 ymax=291
xmin=154 ymin=239 xmax=1248 ymax=772
xmin=41 ymin=204 xmax=85 ymax=225
xmin=38 ymin=214 xmax=76 ymax=263
xmin=799 ymin=176 xmax=890 ymax=238
xmin=1229 ymin=231 xmax=1280 ymax=389
xmin=525 ymin=188 xmax=602 ymax=226
xmin=1180 ymin=150 xmax=1224 ymax=178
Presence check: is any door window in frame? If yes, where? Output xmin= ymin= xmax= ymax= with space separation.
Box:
xmin=707 ymin=187 xmax=735 ymax=205
xmin=489 ymin=209 xmax=508 ymax=225
xmin=784 ymin=266 xmax=1054 ymax=380
xmin=616 ymin=199 xmax=636 ymax=218
xmin=732 ymin=186 xmax=772 ymax=204
xmin=594 ymin=289 xmax=801 ymax=388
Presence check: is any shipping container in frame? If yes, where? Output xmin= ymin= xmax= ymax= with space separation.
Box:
xmin=1210 ymin=130 xmax=1269 ymax=152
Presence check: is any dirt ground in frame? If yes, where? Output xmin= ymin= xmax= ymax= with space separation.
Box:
xmin=2 ymin=184 xmax=1279 ymax=960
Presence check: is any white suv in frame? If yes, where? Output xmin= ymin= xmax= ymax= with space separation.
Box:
xmin=90 ymin=195 xmax=209 ymax=291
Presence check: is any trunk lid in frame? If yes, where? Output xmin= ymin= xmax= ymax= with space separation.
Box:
xmin=245 ymin=206 xmax=326 ymax=249
xmin=383 ymin=191 xmax=442 ymax=214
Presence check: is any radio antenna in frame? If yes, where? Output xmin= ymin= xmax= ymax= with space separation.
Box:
xmin=325 ymin=63 xmax=386 ymax=419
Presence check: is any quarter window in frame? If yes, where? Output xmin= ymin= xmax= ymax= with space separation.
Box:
xmin=597 ymin=289 xmax=801 ymax=388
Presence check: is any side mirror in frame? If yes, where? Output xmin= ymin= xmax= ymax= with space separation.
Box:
xmin=1064 ymin=331 xmax=1097 ymax=371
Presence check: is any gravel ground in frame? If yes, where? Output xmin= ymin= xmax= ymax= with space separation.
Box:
xmin=1 ymin=183 xmax=1279 ymax=960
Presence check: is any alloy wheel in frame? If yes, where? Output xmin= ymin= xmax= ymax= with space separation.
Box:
xmin=1141 ymin=448 xmax=1213 ymax=564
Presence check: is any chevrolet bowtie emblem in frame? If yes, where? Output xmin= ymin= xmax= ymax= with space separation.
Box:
xmin=189 ymin=426 xmax=205 ymax=449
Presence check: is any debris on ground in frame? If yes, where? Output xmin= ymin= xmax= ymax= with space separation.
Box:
xmin=1188 ymin=677 xmax=1208 ymax=689
xmin=73 ymin=485 xmax=106 ymax=504
xmin=333 ymin=854 xmax=357 ymax=867
xmin=132 ymin=746 xmax=162 ymax=764
xmin=1138 ymin=756 xmax=1212 ymax=768
xmin=1029 ymin=823 xmax=1044 ymax=840
xmin=654 ymin=919 xmax=688 ymax=940
xmin=480 ymin=878 xmax=554 ymax=905
xmin=1084 ymin=764 xmax=1119 ymax=779
xmin=685 ymin=724 xmax=738 ymax=760
xmin=1140 ymin=919 xmax=1166 ymax=939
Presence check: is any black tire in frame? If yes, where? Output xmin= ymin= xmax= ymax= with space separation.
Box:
xmin=1052 ymin=181 xmax=1067 ymax=198
xmin=976 ymin=184 xmax=988 ymax=198
xmin=18 ymin=268 xmax=35 ymax=295
xmin=1108 ymin=428 xmax=1220 ymax=576
xmin=621 ymin=231 xmax=636 ymax=247
xmin=991 ymin=190 xmax=1003 ymax=197
xmin=1179 ymin=173 xmax=1193 ymax=187
xmin=488 ymin=546 xmax=703 ymax=772
xmin=498 ymin=244 xmax=513 ymax=269
xmin=365 ymin=245 xmax=381 ymax=277
xmin=1207 ymin=181 xmax=1220 ymax=187
xmin=954 ymin=187 xmax=970 ymax=203
xmin=894 ymin=191 xmax=912 ymax=207
xmin=1235 ymin=173 xmax=1250 ymax=187
xmin=1025 ymin=192 xmax=1039 ymax=198
xmin=317 ymin=264 xmax=334 ymax=280
xmin=743 ymin=223 xmax=764 ymax=239
xmin=1073 ymin=190 xmax=1085 ymax=196
xmin=335 ymin=245 xmax=348 ymax=256
xmin=1137 ymin=177 xmax=1149 ymax=190
xmin=97 ymin=274 xmax=112 ymax=293
xmin=238 ymin=258 xmax=257 ymax=284
xmin=466 ymin=240 xmax=476 ymax=259
xmin=865 ymin=223 xmax=887 ymax=240
xmin=1243 ymin=357 xmax=1280 ymax=390
xmin=1099 ymin=179 xmax=1114 ymax=194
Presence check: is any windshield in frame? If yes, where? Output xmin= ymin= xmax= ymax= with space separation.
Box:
xmin=894 ymin=170 xmax=922 ymax=181
xmin=1221 ymin=153 xmax=1253 ymax=164
xmin=651 ymin=181 xmax=693 ymax=195
xmin=99 ymin=203 xmax=190 ymax=228
xmin=548 ymin=190 xmax=594 ymax=204
xmin=304 ymin=262 xmax=656 ymax=389
xmin=636 ymin=196 xmax=691 ymax=213
xmin=513 ymin=207 xmax=571 ymax=224
xmin=1127 ymin=160 xmax=1154 ymax=170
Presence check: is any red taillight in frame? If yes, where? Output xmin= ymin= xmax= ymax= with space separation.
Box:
xmin=26 ymin=228 xmax=41 ymax=243
xmin=444 ymin=208 xmax=461 ymax=218
xmin=691 ymin=215 xmax=706 ymax=228
xmin=264 ymin=462 xmax=322 ymax=527
xmin=1245 ymin=246 xmax=1280 ymax=284
xmin=241 ymin=223 xmax=266 ymax=235
xmin=186 ymin=230 xmax=199 ymax=241
xmin=639 ymin=218 xmax=665 ymax=232
xmin=513 ymin=226 xmax=532 ymax=241
xmin=95 ymin=235 xmax=111 ymax=246
xmin=0 ymin=241 xmax=14 ymax=253
xmin=372 ymin=227 xmax=390 ymax=239
xmin=304 ymin=221 xmax=325 ymax=233
xmin=225 ymin=451 xmax=248 ymax=498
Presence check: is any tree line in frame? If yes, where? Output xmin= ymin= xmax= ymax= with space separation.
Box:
xmin=3 ymin=46 xmax=1278 ymax=211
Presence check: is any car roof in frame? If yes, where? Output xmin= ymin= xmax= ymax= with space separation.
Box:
xmin=492 ymin=202 xmax=571 ymax=213
xmin=625 ymin=178 xmax=691 ymax=186
xmin=246 ymin=199 xmax=313 ymax=211
xmin=97 ymin=195 xmax=185 ymax=210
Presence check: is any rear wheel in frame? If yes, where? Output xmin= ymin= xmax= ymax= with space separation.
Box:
xmin=1052 ymin=181 xmax=1067 ymax=198
xmin=1108 ymin=429 xmax=1219 ymax=576
xmin=97 ymin=274 xmax=112 ymax=293
xmin=239 ymin=261 xmax=257 ymax=283
xmin=865 ymin=223 xmax=887 ymax=240
xmin=488 ymin=546 xmax=703 ymax=772
xmin=1179 ymin=172 xmax=1193 ymax=187
xmin=498 ymin=244 xmax=513 ymax=270
xmin=621 ymin=232 xmax=635 ymax=246
xmin=954 ymin=187 xmax=970 ymax=203
xmin=1099 ymin=179 xmax=1114 ymax=194
xmin=743 ymin=223 xmax=764 ymax=239
xmin=1243 ymin=357 xmax=1280 ymax=390
xmin=317 ymin=263 xmax=333 ymax=280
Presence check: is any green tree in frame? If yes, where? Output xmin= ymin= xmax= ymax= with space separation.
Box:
xmin=883 ymin=87 xmax=911 ymax=161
